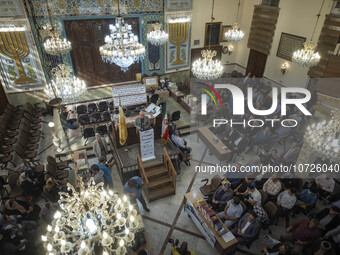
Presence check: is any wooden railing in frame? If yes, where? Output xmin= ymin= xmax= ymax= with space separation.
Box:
xmin=137 ymin=154 xmax=149 ymax=198
xmin=163 ymin=148 xmax=177 ymax=189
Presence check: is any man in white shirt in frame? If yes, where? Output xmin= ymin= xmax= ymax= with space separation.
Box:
xmin=315 ymin=174 xmax=335 ymax=198
xmin=275 ymin=188 xmax=297 ymax=225
xmin=217 ymin=196 xmax=243 ymax=228
xmin=171 ymin=130 xmax=191 ymax=154
xmin=241 ymin=182 xmax=262 ymax=209
xmin=262 ymin=175 xmax=282 ymax=197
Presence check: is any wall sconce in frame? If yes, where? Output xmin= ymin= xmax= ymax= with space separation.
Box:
xmin=281 ymin=62 xmax=289 ymax=75
xmin=222 ymin=44 xmax=234 ymax=55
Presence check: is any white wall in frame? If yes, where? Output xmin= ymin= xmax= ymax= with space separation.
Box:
xmin=191 ymin=0 xmax=247 ymax=65
xmin=234 ymin=0 xmax=333 ymax=87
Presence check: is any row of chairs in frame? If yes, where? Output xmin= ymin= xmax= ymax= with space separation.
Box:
xmin=78 ymin=111 xmax=111 ymax=125
xmin=75 ymin=100 xmax=114 ymax=115
xmin=83 ymin=124 xmax=109 ymax=146
xmin=0 ymin=103 xmax=45 ymax=168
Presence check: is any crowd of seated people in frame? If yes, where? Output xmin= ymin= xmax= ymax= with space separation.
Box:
xmin=203 ymin=168 xmax=340 ymax=254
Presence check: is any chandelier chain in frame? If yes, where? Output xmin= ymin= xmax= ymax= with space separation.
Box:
xmin=310 ymin=0 xmax=325 ymax=41
xmin=236 ymin=0 xmax=241 ymax=24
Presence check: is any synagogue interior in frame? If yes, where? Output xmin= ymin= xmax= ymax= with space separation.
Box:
xmin=0 ymin=0 xmax=340 ymax=255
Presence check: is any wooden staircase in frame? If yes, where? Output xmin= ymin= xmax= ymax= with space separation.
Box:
xmin=138 ymin=148 xmax=177 ymax=202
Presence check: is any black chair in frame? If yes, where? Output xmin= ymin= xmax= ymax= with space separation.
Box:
xmin=88 ymin=103 xmax=97 ymax=114
xmin=92 ymin=112 xmax=101 ymax=123
xmin=78 ymin=115 xmax=90 ymax=125
xmin=170 ymin=111 xmax=181 ymax=123
xmin=150 ymin=94 xmax=159 ymax=104
xmin=83 ymin=127 xmax=95 ymax=146
xmin=109 ymin=102 xmax=114 ymax=110
xmin=103 ymin=112 xmax=111 ymax=121
xmin=98 ymin=101 xmax=108 ymax=112
xmin=77 ymin=105 xmax=87 ymax=114
xmin=96 ymin=125 xmax=107 ymax=136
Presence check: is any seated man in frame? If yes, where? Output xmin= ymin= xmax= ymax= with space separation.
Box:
xmin=270 ymin=149 xmax=281 ymax=166
xmin=280 ymin=218 xmax=320 ymax=254
xmin=295 ymin=187 xmax=317 ymax=214
xmin=275 ymin=188 xmax=297 ymax=224
xmin=234 ymin=174 xmax=254 ymax=197
xmin=280 ymin=142 xmax=300 ymax=166
xmin=315 ymin=173 xmax=335 ymax=198
xmin=262 ymin=175 xmax=282 ymax=200
xmin=209 ymin=183 xmax=233 ymax=211
xmin=224 ymin=127 xmax=240 ymax=144
xmin=217 ymin=196 xmax=243 ymax=227
xmin=253 ymin=204 xmax=270 ymax=225
xmin=171 ymin=130 xmax=192 ymax=155
xmin=240 ymin=183 xmax=262 ymax=209
xmin=324 ymin=225 xmax=340 ymax=247
xmin=263 ymin=235 xmax=291 ymax=255
xmin=231 ymin=211 xmax=260 ymax=244
xmin=228 ymin=132 xmax=247 ymax=157
xmin=246 ymin=126 xmax=271 ymax=153
xmin=225 ymin=163 xmax=242 ymax=189
xmin=134 ymin=111 xmax=151 ymax=131
xmin=314 ymin=206 xmax=340 ymax=234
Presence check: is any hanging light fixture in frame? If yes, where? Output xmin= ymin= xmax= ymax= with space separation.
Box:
xmin=147 ymin=22 xmax=168 ymax=46
xmin=192 ymin=0 xmax=223 ymax=80
xmin=224 ymin=0 xmax=244 ymax=43
xmin=44 ymin=64 xmax=87 ymax=103
xmin=43 ymin=0 xmax=71 ymax=55
xmin=304 ymin=110 xmax=340 ymax=162
xmin=99 ymin=0 xmax=145 ymax=72
xmin=41 ymin=179 xmax=140 ymax=255
xmin=292 ymin=0 xmax=324 ymax=67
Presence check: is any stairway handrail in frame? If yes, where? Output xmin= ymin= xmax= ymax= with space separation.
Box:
xmin=137 ymin=154 xmax=149 ymax=185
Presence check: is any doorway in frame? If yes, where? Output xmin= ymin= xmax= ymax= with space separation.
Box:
xmin=246 ymin=49 xmax=267 ymax=77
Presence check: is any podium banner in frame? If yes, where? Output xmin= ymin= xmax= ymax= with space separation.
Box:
xmin=139 ymin=129 xmax=155 ymax=161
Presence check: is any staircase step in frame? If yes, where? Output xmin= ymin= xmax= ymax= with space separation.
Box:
xmin=148 ymin=184 xmax=175 ymax=202
xmin=145 ymin=166 xmax=168 ymax=179
xmin=143 ymin=161 xmax=163 ymax=169
xmin=149 ymin=176 xmax=172 ymax=190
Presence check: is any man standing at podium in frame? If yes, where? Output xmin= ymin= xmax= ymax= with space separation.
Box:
xmin=134 ymin=111 xmax=151 ymax=131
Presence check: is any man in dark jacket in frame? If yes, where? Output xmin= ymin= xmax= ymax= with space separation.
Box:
xmin=209 ymin=183 xmax=233 ymax=211
xmin=231 ymin=211 xmax=260 ymax=244
xmin=314 ymin=206 xmax=340 ymax=234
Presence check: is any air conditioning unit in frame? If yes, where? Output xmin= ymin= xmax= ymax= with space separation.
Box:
xmin=331 ymin=1 xmax=340 ymax=15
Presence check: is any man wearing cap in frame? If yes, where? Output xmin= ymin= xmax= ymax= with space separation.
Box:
xmin=240 ymin=182 xmax=262 ymax=208
xmin=231 ymin=211 xmax=260 ymax=244
xmin=209 ymin=183 xmax=233 ymax=210
xmin=134 ymin=111 xmax=151 ymax=131
xmin=93 ymin=133 xmax=108 ymax=161
xmin=217 ymin=196 xmax=243 ymax=228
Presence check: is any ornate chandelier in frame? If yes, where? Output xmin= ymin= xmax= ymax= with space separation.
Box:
xmin=41 ymin=179 xmax=140 ymax=255
xmin=292 ymin=0 xmax=324 ymax=67
xmin=44 ymin=64 xmax=86 ymax=103
xmin=43 ymin=0 xmax=71 ymax=55
xmin=224 ymin=0 xmax=244 ymax=43
xmin=44 ymin=30 xmax=72 ymax=56
xmin=224 ymin=23 xmax=244 ymax=43
xmin=147 ymin=23 xmax=168 ymax=46
xmin=192 ymin=0 xmax=223 ymax=80
xmin=304 ymin=110 xmax=340 ymax=162
xmin=192 ymin=49 xmax=223 ymax=80
xmin=99 ymin=0 xmax=145 ymax=72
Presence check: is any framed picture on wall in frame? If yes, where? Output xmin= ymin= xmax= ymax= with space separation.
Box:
xmin=277 ymin=32 xmax=306 ymax=61
xmin=220 ymin=25 xmax=232 ymax=42
xmin=204 ymin=22 xmax=222 ymax=47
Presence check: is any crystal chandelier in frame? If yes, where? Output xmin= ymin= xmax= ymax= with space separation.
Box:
xmin=192 ymin=0 xmax=223 ymax=80
xmin=224 ymin=0 xmax=244 ymax=43
xmin=44 ymin=64 xmax=86 ymax=103
xmin=192 ymin=49 xmax=223 ymax=80
xmin=304 ymin=110 xmax=340 ymax=162
xmin=147 ymin=23 xmax=168 ymax=46
xmin=225 ymin=23 xmax=244 ymax=43
xmin=41 ymin=179 xmax=140 ymax=255
xmin=292 ymin=0 xmax=324 ymax=67
xmin=43 ymin=0 xmax=71 ymax=55
xmin=99 ymin=0 xmax=145 ymax=72
xmin=44 ymin=30 xmax=72 ymax=55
